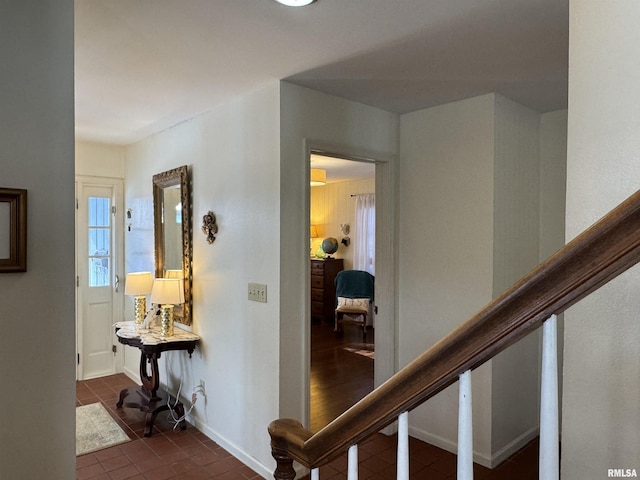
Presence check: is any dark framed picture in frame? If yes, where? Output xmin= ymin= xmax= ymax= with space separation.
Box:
xmin=0 ymin=188 xmax=27 ymax=272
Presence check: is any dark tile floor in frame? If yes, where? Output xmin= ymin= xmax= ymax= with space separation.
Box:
xmin=76 ymin=374 xmax=261 ymax=480
xmin=77 ymin=323 xmax=539 ymax=479
xmin=298 ymin=434 xmax=539 ymax=480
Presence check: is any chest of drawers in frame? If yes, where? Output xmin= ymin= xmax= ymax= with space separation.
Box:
xmin=310 ymin=258 xmax=344 ymax=322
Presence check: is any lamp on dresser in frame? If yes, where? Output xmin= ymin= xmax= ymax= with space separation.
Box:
xmin=310 ymin=225 xmax=319 ymax=257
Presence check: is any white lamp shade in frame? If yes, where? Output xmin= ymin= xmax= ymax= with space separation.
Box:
xmin=165 ymin=269 xmax=184 ymax=279
xmin=124 ymin=272 xmax=153 ymax=295
xmin=151 ymin=278 xmax=185 ymax=305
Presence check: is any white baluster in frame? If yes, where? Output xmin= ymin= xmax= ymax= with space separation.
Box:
xmin=457 ymin=369 xmax=473 ymax=480
xmin=397 ymin=411 xmax=409 ymax=480
xmin=347 ymin=444 xmax=358 ymax=480
xmin=540 ymin=314 xmax=559 ymax=480
xmin=311 ymin=468 xmax=319 ymax=480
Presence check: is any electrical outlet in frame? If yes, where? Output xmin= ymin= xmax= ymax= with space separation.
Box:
xmin=248 ymin=282 xmax=267 ymax=303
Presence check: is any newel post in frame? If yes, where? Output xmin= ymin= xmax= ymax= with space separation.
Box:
xmin=269 ymin=419 xmax=312 ymax=480
xmin=271 ymin=449 xmax=297 ymax=480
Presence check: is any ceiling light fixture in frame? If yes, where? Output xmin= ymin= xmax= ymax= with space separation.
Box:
xmin=310 ymin=168 xmax=326 ymax=186
xmin=274 ymin=0 xmax=317 ymax=6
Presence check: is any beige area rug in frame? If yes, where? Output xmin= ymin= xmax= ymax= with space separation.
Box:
xmin=344 ymin=343 xmax=375 ymax=359
xmin=76 ymin=403 xmax=131 ymax=456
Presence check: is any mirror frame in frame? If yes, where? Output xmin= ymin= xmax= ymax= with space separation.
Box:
xmin=153 ymin=165 xmax=192 ymax=326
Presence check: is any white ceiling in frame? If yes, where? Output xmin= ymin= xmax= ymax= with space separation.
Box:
xmin=311 ymin=154 xmax=375 ymax=184
xmin=75 ymin=0 xmax=568 ymax=146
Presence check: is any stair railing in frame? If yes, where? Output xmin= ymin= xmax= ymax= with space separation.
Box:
xmin=269 ymin=189 xmax=640 ymax=480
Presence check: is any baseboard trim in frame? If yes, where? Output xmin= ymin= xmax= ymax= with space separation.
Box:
xmin=490 ymin=427 xmax=539 ymax=468
xmin=119 ymin=373 xmax=273 ymax=478
xmin=122 ymin=366 xmax=139 ymax=383
xmin=408 ymin=426 xmax=491 ymax=466
xmin=190 ymin=416 xmax=273 ymax=480
xmin=408 ymin=425 xmax=539 ymax=469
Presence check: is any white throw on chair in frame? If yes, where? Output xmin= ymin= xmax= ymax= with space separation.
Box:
xmin=334 ymin=270 xmax=374 ymax=338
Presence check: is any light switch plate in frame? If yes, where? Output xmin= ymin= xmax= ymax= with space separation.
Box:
xmin=248 ymin=282 xmax=267 ymax=303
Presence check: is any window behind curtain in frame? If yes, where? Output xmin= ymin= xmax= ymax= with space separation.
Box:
xmin=354 ymin=193 xmax=375 ymax=275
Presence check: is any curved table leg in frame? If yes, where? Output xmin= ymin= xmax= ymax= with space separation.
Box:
xmin=116 ymin=349 xmax=187 ymax=436
xmin=116 ymin=387 xmax=129 ymax=408
xmin=144 ymin=411 xmax=156 ymax=437
xmin=140 ymin=351 xmax=160 ymax=399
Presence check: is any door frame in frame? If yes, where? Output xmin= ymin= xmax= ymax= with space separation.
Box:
xmin=305 ymin=143 xmax=397 ymax=428
xmin=75 ymin=175 xmax=125 ymax=380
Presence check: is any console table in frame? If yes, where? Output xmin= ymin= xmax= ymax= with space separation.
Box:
xmin=114 ymin=321 xmax=200 ymax=437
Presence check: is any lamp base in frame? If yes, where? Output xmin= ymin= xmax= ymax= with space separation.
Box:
xmin=134 ymin=296 xmax=147 ymax=327
xmin=160 ymin=304 xmax=174 ymax=337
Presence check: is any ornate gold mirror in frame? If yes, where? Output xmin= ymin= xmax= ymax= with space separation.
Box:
xmin=153 ymin=165 xmax=192 ymax=325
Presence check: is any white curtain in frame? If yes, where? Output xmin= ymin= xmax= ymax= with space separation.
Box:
xmin=354 ymin=193 xmax=375 ymax=275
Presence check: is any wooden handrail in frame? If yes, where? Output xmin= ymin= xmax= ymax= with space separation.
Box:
xmin=269 ymin=189 xmax=640 ymax=478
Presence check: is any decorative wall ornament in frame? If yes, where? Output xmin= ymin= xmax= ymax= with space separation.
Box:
xmin=340 ymin=223 xmax=351 ymax=247
xmin=202 ymin=211 xmax=218 ymax=244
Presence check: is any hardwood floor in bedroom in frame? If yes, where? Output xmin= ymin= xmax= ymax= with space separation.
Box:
xmin=310 ymin=320 xmax=375 ymax=433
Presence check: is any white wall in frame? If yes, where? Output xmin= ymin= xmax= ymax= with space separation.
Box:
xmin=398 ymin=93 xmax=558 ymax=466
xmin=124 ymin=84 xmax=281 ymax=477
xmin=310 ymin=177 xmax=375 ymax=269
xmin=399 ymin=94 xmax=496 ymax=462
xmin=0 ymin=2 xmax=76 ymax=478
xmin=279 ymin=82 xmax=399 ymax=428
xmin=76 ymin=141 xmax=125 ymax=178
xmin=490 ymin=95 xmax=541 ymax=456
xmin=539 ymin=110 xmax=567 ymax=260
xmin=492 ymin=95 xmax=541 ymax=295
xmin=563 ymin=2 xmax=640 ymax=478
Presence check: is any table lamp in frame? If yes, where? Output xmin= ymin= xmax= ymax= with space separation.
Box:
xmin=124 ymin=272 xmax=153 ymax=327
xmin=150 ymin=278 xmax=185 ymax=337
xmin=165 ymin=269 xmax=184 ymax=279
xmin=310 ymin=225 xmax=318 ymax=257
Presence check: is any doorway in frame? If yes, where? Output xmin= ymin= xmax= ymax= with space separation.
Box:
xmin=308 ymin=153 xmax=376 ymax=432
xmin=76 ymin=176 xmax=124 ymax=380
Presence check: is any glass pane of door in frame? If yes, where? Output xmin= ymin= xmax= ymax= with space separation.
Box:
xmin=88 ymin=196 xmax=111 ymax=287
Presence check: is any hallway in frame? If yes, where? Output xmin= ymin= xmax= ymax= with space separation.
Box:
xmin=77 ymin=343 xmax=539 ymax=479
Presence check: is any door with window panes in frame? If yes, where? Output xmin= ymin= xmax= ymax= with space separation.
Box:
xmin=76 ymin=179 xmax=123 ymax=380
